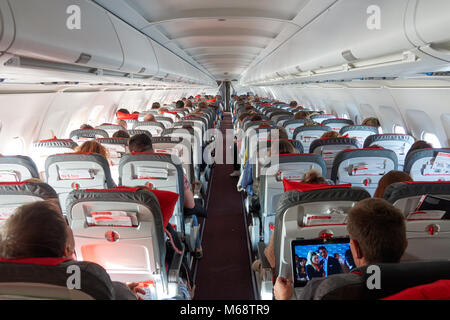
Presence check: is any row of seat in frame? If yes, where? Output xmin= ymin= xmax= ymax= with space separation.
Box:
xmin=233 ymin=97 xmax=449 ymax=300
xmin=0 ymin=98 xmax=222 ymax=299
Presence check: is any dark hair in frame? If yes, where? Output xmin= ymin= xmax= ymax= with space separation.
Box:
xmin=112 ymin=130 xmax=130 ymax=139
xmin=176 ymin=100 xmax=185 ymax=109
xmin=129 ymin=134 xmax=153 ymax=153
xmin=290 ymin=101 xmax=298 ymax=107
xmin=294 ymin=111 xmax=309 ymax=120
xmin=80 ymin=124 xmax=94 ymax=130
xmin=347 ymin=198 xmax=407 ymax=264
xmin=318 ymin=246 xmax=326 ymax=251
xmin=373 ymin=171 xmax=413 ymax=198
xmin=0 ymin=201 xmax=68 ymax=259
xmin=117 ymin=109 xmax=130 ymax=114
xmin=250 ymin=115 xmax=263 ymax=122
xmin=151 ymin=102 xmax=160 ymax=109
xmin=406 ymin=140 xmax=433 ymax=159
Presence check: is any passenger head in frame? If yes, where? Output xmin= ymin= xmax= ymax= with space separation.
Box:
xmin=373 ymin=171 xmax=413 ymax=198
xmin=151 ymin=102 xmax=161 ymax=110
xmin=129 ymin=134 xmax=153 ymax=153
xmin=250 ymin=114 xmax=263 ymax=122
xmin=406 ymin=140 xmax=433 ymax=159
xmin=0 ymin=201 xmax=73 ymax=259
xmin=347 ymin=198 xmax=407 ymax=266
xmin=321 ymin=131 xmax=340 ymax=139
xmin=198 ymin=102 xmax=208 ymax=110
xmin=80 ymin=124 xmax=94 ymax=130
xmin=176 ymin=100 xmax=185 ymax=109
xmin=112 ymin=130 xmax=130 ymax=139
xmin=294 ymin=111 xmax=309 ymax=120
xmin=362 ymin=117 xmax=381 ymax=127
xmin=306 ymin=251 xmax=319 ymax=266
xmin=185 ymin=100 xmax=193 ymax=109
xmin=290 ymin=101 xmax=298 ymax=108
xmin=75 ymin=140 xmax=108 ymax=159
xmin=278 ymin=139 xmax=295 ymax=155
xmin=302 ymin=169 xmax=326 ymax=184
xmin=116 ymin=119 xmax=127 ymax=130
xmin=143 ymin=113 xmax=156 ymax=122
xmin=268 ymin=127 xmax=289 ymax=140
xmin=318 ymin=246 xmax=328 ymax=259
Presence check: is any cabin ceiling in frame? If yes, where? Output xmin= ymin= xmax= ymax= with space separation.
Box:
xmin=93 ymin=0 xmax=330 ymax=81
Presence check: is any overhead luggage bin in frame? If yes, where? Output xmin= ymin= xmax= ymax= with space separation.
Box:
xmin=4 ymin=0 xmax=124 ymax=71
xmin=107 ymin=14 xmax=159 ymax=75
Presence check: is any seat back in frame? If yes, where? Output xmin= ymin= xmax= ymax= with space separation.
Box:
xmin=322 ymin=119 xmax=354 ymax=132
xmin=154 ymin=116 xmax=174 ymax=129
xmin=95 ymin=138 xmax=129 ymax=184
xmin=276 ymin=115 xmax=294 ymax=127
xmin=133 ymin=122 xmax=165 ymax=137
xmin=283 ymin=120 xmax=307 ymax=139
xmin=243 ymin=120 xmax=275 ymax=132
xmin=69 ymin=129 xmax=109 ymax=145
xmin=310 ymin=114 xmax=337 ymax=124
xmin=339 ymin=125 xmax=379 ymax=147
xmin=307 ymin=260 xmax=450 ymax=300
xmin=274 ymin=188 xmax=371 ymax=278
xmin=404 ymin=148 xmax=450 ymax=181
xmin=119 ymin=153 xmax=185 ymax=232
xmin=127 ymin=129 xmax=152 ymax=139
xmin=364 ymin=134 xmax=415 ymax=170
xmin=310 ymin=138 xmax=360 ymax=179
xmin=45 ymin=153 xmax=116 ymax=213
xmin=293 ymin=125 xmax=332 ymax=153
xmin=95 ymin=125 xmax=125 ymax=137
xmin=151 ymin=137 xmax=194 ymax=184
xmin=0 ymin=156 xmax=39 ymax=182
xmin=0 ymin=259 xmax=114 ymax=300
xmin=0 ymin=181 xmax=58 ymax=226
xmin=259 ymin=154 xmax=327 ymax=244
xmin=31 ymin=138 xmax=78 ymax=177
xmin=384 ymin=181 xmax=450 ymax=262
xmin=66 ymin=188 xmax=169 ymax=297
xmin=331 ymin=149 xmax=398 ymax=196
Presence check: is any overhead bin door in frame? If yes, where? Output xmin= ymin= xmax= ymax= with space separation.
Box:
xmin=6 ymin=0 xmax=123 ymax=70
xmin=0 ymin=0 xmax=14 ymax=52
xmin=406 ymin=0 xmax=450 ymax=62
xmin=107 ymin=13 xmax=159 ymax=75
xmin=244 ymin=0 xmax=414 ymax=84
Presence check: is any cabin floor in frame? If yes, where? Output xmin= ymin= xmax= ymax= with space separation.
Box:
xmin=193 ymin=113 xmax=256 ymax=300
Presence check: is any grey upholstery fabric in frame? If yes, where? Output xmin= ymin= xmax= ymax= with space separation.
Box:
xmin=309 ymin=137 xmax=360 ymax=154
xmin=363 ymin=134 xmax=415 ymax=148
xmin=383 ymin=181 xmax=450 ymax=204
xmin=0 ymin=260 xmax=115 ymax=300
xmin=331 ymin=149 xmax=398 ymax=182
xmin=0 ymin=181 xmax=58 ymax=199
xmin=45 ymin=153 xmax=116 ymax=189
xmin=404 ymin=148 xmax=450 ymax=174
xmin=0 ymin=156 xmax=39 ymax=180
xmin=70 ymin=129 xmax=109 ymax=140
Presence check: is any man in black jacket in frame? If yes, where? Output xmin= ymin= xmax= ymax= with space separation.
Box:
xmin=318 ymin=246 xmax=342 ymax=277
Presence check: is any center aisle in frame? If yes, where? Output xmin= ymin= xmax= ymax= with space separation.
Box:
xmin=193 ymin=113 xmax=255 ymax=300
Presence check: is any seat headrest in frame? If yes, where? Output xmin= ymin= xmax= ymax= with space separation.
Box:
xmin=316 ymin=260 xmax=450 ymax=300
xmin=277 ymin=187 xmax=371 ymax=217
xmin=340 ymin=125 xmax=379 ymax=135
xmin=383 ymin=181 xmax=450 ymax=204
xmin=404 ymin=148 xmax=450 ymax=173
xmin=0 ymin=156 xmax=40 ymax=180
xmin=0 ymin=181 xmax=58 ymax=199
xmin=363 ymin=134 xmax=415 ymax=148
xmin=70 ymin=129 xmax=109 ymax=140
xmin=310 ymin=138 xmax=360 ymax=153
xmin=127 ymin=130 xmax=152 ymax=138
xmin=34 ymin=138 xmax=78 ymax=150
xmin=0 ymin=259 xmax=114 ymax=300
